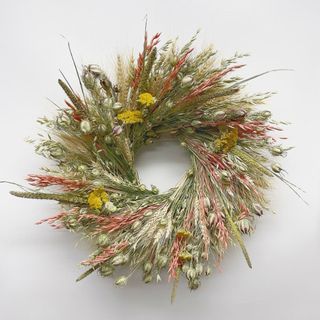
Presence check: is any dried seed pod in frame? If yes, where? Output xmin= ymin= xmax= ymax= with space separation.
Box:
xmin=96 ymin=234 xmax=110 ymax=246
xmin=237 ymin=219 xmax=252 ymax=234
xmin=131 ymin=220 xmax=142 ymax=230
xmin=188 ymin=278 xmax=201 ymax=290
xmin=104 ymin=201 xmax=117 ymax=212
xmin=181 ymin=75 xmax=193 ymax=85
xmin=143 ymin=274 xmax=153 ymax=283
xmin=104 ymin=135 xmax=113 ymax=144
xmin=112 ymin=125 xmax=123 ymax=136
xmin=97 ymin=124 xmax=107 ymax=134
xmin=186 ymin=268 xmax=196 ymax=280
xmin=157 ymin=255 xmax=168 ymax=269
xmin=80 ymin=120 xmax=91 ymax=134
xmin=113 ymin=102 xmax=122 ymax=110
xmin=271 ymin=163 xmax=282 ymax=173
xmin=271 ymin=146 xmax=283 ymax=156
xmin=195 ymin=263 xmax=203 ymax=276
xmin=115 ymin=276 xmax=127 ymax=286
xmin=99 ymin=265 xmax=114 ymax=277
xmin=111 ymin=254 xmax=127 ymax=266
xmin=143 ymin=262 xmax=153 ymax=273
xmin=253 ymin=204 xmax=264 ymax=216
xmin=205 ymin=266 xmax=211 ymax=276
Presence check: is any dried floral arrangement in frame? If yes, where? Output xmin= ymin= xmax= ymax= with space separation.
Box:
xmin=9 ymin=29 xmax=300 ymax=300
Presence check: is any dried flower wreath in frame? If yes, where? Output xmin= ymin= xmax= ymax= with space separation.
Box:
xmin=9 ymin=30 xmax=300 ymax=300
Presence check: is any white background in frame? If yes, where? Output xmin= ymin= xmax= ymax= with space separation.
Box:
xmin=1 ymin=1 xmax=320 ymax=319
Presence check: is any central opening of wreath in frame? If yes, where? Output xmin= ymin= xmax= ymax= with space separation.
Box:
xmin=135 ymin=138 xmax=191 ymax=193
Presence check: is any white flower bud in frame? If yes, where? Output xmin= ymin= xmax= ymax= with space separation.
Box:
xmin=131 ymin=220 xmax=142 ymax=230
xmin=115 ymin=275 xmax=127 ymax=286
xmin=157 ymin=255 xmax=168 ymax=269
xmin=99 ymin=265 xmax=114 ymax=277
xmin=104 ymin=201 xmax=117 ymax=213
xmin=195 ymin=263 xmax=203 ymax=276
xmin=205 ymin=266 xmax=211 ymax=276
xmin=112 ymin=125 xmax=123 ymax=136
xmin=97 ymin=124 xmax=107 ymax=134
xmin=96 ymin=234 xmax=110 ymax=246
xmin=80 ymin=119 xmax=91 ymax=134
xmin=186 ymin=268 xmax=196 ymax=280
xmin=143 ymin=274 xmax=153 ymax=283
xmin=143 ymin=262 xmax=153 ymax=273
xmin=78 ymin=165 xmax=87 ymax=172
xmin=191 ymin=120 xmax=202 ymax=126
xmin=91 ymin=169 xmax=100 ymax=176
xmin=104 ymin=135 xmax=112 ymax=144
xmin=271 ymin=147 xmax=283 ymax=156
xmin=113 ymin=102 xmax=122 ymax=110
xmin=253 ymin=204 xmax=263 ymax=216
xmin=181 ymin=75 xmax=193 ymax=85
xmin=271 ymin=163 xmax=282 ymax=173
xmin=111 ymin=254 xmax=126 ymax=266
xmin=214 ymin=111 xmax=225 ymax=120
xmin=188 ymin=278 xmax=201 ymax=290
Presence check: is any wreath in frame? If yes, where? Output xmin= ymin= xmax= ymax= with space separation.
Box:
xmin=10 ymin=30 xmax=297 ymax=300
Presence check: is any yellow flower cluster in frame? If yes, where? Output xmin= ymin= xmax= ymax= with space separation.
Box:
xmin=117 ymin=110 xmax=143 ymax=124
xmin=137 ymin=92 xmax=155 ymax=107
xmin=176 ymin=228 xmax=192 ymax=238
xmin=178 ymin=251 xmax=193 ymax=261
xmin=88 ymin=188 xmax=109 ymax=209
xmin=214 ymin=127 xmax=238 ymax=153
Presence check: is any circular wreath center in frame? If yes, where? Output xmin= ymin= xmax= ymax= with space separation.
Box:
xmin=135 ymin=139 xmax=191 ymax=192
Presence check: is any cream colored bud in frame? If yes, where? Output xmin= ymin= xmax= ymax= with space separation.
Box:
xmin=188 ymin=278 xmax=201 ymax=290
xmin=97 ymin=124 xmax=107 ymax=134
xmin=181 ymin=75 xmax=193 ymax=85
xmin=186 ymin=268 xmax=196 ymax=280
xmin=99 ymin=265 xmax=114 ymax=277
xmin=214 ymin=111 xmax=225 ymax=120
xmin=143 ymin=274 xmax=153 ymax=283
xmin=271 ymin=163 xmax=282 ymax=173
xmin=143 ymin=262 xmax=153 ymax=273
xmin=253 ymin=204 xmax=263 ymax=216
xmin=91 ymin=169 xmax=100 ymax=176
xmin=271 ymin=147 xmax=283 ymax=156
xmin=113 ymin=102 xmax=122 ymax=110
xmin=157 ymin=255 xmax=168 ymax=269
xmin=151 ymin=185 xmax=159 ymax=194
xmin=115 ymin=275 xmax=127 ymax=286
xmin=78 ymin=165 xmax=87 ymax=172
xmin=104 ymin=201 xmax=117 ymax=212
xmin=205 ymin=266 xmax=211 ymax=276
xmin=80 ymin=120 xmax=91 ymax=134
xmin=195 ymin=263 xmax=203 ymax=276
xmin=191 ymin=120 xmax=202 ymax=126
xmin=131 ymin=220 xmax=142 ymax=230
xmin=104 ymin=135 xmax=112 ymax=144
xmin=112 ymin=125 xmax=123 ymax=136
xmin=111 ymin=254 xmax=125 ymax=266
xmin=96 ymin=234 xmax=110 ymax=246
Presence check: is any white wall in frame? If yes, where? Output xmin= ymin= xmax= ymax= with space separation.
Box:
xmin=1 ymin=1 xmax=319 ymax=319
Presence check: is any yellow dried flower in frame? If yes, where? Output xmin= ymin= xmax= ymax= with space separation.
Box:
xmin=137 ymin=92 xmax=155 ymax=107
xmin=88 ymin=188 xmax=109 ymax=209
xmin=214 ymin=127 xmax=238 ymax=153
xmin=178 ymin=251 xmax=193 ymax=261
xmin=117 ymin=110 xmax=143 ymax=124
xmin=176 ymin=228 xmax=192 ymax=238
